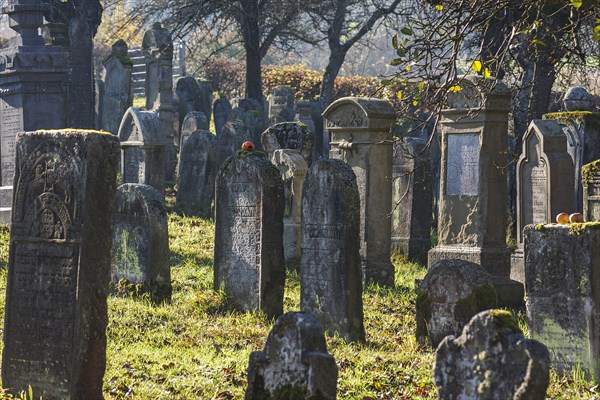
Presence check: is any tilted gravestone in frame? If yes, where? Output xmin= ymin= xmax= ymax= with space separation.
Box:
xmin=118 ymin=107 xmax=167 ymax=193
xmin=2 ymin=130 xmax=119 ymax=399
xmin=245 ymin=312 xmax=338 ymax=400
xmin=111 ymin=183 xmax=171 ymax=303
xmin=216 ymin=121 xmax=252 ymax=171
xmin=324 ymin=97 xmax=395 ymax=287
xmin=583 ymin=160 xmax=600 ymax=221
xmin=416 ymin=259 xmax=497 ymax=347
xmin=0 ymin=1 xmax=69 ymax=224
xmin=271 ymin=150 xmax=308 ymax=271
xmin=434 ymin=310 xmax=551 ymax=400
xmin=428 ymin=76 xmax=524 ymax=308
xmin=513 ymin=120 xmax=575 ymax=282
xmin=524 ymin=223 xmax=600 ymax=380
xmin=391 ymin=137 xmax=433 ymax=263
xmin=214 ymin=152 xmax=285 ymax=318
xmin=214 ymin=96 xmax=232 ymax=136
xmin=101 ymin=39 xmax=133 ymax=135
xmin=261 ymin=122 xmax=314 ymax=166
xmin=268 ymin=85 xmax=296 ymax=125
xmin=176 ymin=130 xmax=217 ymax=218
xmin=301 ymin=159 xmax=365 ymax=342
xmin=179 ymin=111 xmax=209 ymax=149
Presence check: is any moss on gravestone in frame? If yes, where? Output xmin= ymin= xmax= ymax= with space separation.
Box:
xmin=582 ymin=159 xmax=600 ymax=185
xmin=415 ymin=289 xmax=431 ymax=343
xmin=488 ymin=310 xmax=521 ymax=334
xmin=569 ymin=221 xmax=600 ymax=235
xmin=454 ymin=284 xmax=498 ymax=323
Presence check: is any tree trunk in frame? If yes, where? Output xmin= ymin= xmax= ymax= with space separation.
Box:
xmin=316 ymin=48 xmax=345 ymax=158
xmin=240 ymin=0 xmax=263 ymax=102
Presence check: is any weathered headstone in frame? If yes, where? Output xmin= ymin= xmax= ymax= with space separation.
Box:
xmin=427 ymin=76 xmax=524 ymax=308
xmin=2 ymin=130 xmax=119 ymax=399
xmin=416 ymin=259 xmax=497 ymax=347
xmin=0 ymin=1 xmax=69 ymax=224
xmin=175 ymin=76 xmax=202 ymax=137
xmin=101 ymin=39 xmax=133 ymax=135
xmin=268 ymin=85 xmax=296 ymax=125
xmin=197 ymin=80 xmax=214 ymax=122
xmin=271 ymin=150 xmax=308 ymax=270
xmin=391 ymin=137 xmax=433 ymax=263
xmin=434 ymin=310 xmax=551 ymax=400
xmin=229 ymin=98 xmax=267 ymax=148
xmin=324 ymin=97 xmax=395 ymax=287
xmin=179 ymin=111 xmax=209 ymax=149
xmin=214 ymin=96 xmax=232 ymax=136
xmin=245 ymin=312 xmax=338 ymax=400
xmin=294 ymin=100 xmax=316 ymax=134
xmin=216 ymin=121 xmax=252 ymax=170
xmin=214 ymin=152 xmax=285 ymax=318
xmin=583 ymin=160 xmax=600 ymax=221
xmin=176 ymin=130 xmax=217 ymax=218
xmin=118 ymin=107 xmax=166 ymax=193
xmin=143 ymin=22 xmax=176 ymax=185
xmin=512 ymin=120 xmax=575 ymax=282
xmin=111 ymin=183 xmax=171 ymax=302
xmin=261 ymin=122 xmax=314 ymax=166
xmin=524 ymin=223 xmax=600 ymax=380
xmin=301 ymin=159 xmax=365 ymax=342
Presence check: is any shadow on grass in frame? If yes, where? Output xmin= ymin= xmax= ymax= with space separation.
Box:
xmin=365 ymin=283 xmax=413 ymax=297
xmin=169 ymin=249 xmax=213 ymax=269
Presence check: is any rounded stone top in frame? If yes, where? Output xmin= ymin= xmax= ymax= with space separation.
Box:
xmin=142 ymin=22 xmax=173 ymax=50
xmin=182 ymin=111 xmax=209 ymax=132
xmin=118 ymin=107 xmax=164 ymax=144
xmin=323 ymin=97 xmax=396 ymax=131
xmin=563 ymin=86 xmax=594 ymax=112
xmin=111 ymin=39 xmax=128 ymax=57
xmin=445 ymin=75 xmax=511 ymax=110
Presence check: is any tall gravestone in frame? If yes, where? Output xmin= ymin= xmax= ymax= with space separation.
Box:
xmin=583 ymin=160 xmax=600 ymax=222
xmin=176 ymin=130 xmax=217 ymax=218
xmin=143 ymin=22 xmax=176 ymax=185
xmin=544 ymin=86 xmax=600 ymax=211
xmin=197 ymin=80 xmax=214 ymax=121
xmin=112 ymin=183 xmax=170 ymax=303
xmin=427 ymin=76 xmax=523 ymax=307
xmin=391 ymin=137 xmax=433 ymax=263
xmin=434 ymin=310 xmax=551 ymax=400
xmin=271 ymin=150 xmax=308 ymax=271
xmin=179 ymin=111 xmax=209 ymax=149
xmin=175 ymin=76 xmax=204 ymax=144
xmin=101 ymin=39 xmax=133 ymax=135
xmin=261 ymin=122 xmax=314 ymax=166
xmin=245 ymin=312 xmax=338 ymax=400
xmin=301 ymin=159 xmax=365 ymax=342
xmin=268 ymin=85 xmax=296 ymax=125
xmin=214 ymin=152 xmax=285 ymax=318
xmin=2 ymin=130 xmax=119 ymax=399
xmin=295 ymin=100 xmax=316 ymax=134
xmin=512 ymin=120 xmax=575 ymax=282
xmin=216 ymin=121 xmax=252 ymax=170
xmin=524 ymin=223 xmax=600 ymax=380
xmin=118 ymin=107 xmax=166 ymax=193
xmin=0 ymin=1 xmax=69 ymax=224
xmin=324 ymin=97 xmax=395 ymax=287
xmin=214 ymin=96 xmax=232 ymax=136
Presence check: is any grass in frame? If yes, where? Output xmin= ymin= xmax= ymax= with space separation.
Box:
xmin=0 ymin=209 xmax=596 ymax=398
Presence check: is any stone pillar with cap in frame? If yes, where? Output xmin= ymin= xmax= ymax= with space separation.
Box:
xmin=323 ymin=97 xmax=395 ymax=287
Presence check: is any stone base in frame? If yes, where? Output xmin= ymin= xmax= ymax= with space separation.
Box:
xmin=391 ymin=237 xmax=430 ymax=265
xmin=362 ymin=260 xmax=394 ymax=287
xmin=510 ymin=248 xmax=525 ymax=284
xmin=0 ymin=186 xmax=12 ymax=226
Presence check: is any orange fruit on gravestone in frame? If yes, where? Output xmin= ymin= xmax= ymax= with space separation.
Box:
xmin=569 ymin=213 xmax=583 ymax=223
xmin=241 ymin=141 xmax=255 ymax=151
xmin=556 ymin=213 xmax=569 ymax=224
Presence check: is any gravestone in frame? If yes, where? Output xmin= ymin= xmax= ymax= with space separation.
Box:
xmin=301 ymin=159 xmax=365 ymax=342
xmin=118 ymin=107 xmax=166 ymax=193
xmin=271 ymin=150 xmax=308 ymax=270
xmin=176 ymin=130 xmax=217 ymax=218
xmin=416 ymin=259 xmax=497 ymax=347
xmin=111 ymin=183 xmax=170 ymax=302
xmin=268 ymin=85 xmax=296 ymax=125
xmin=2 ymin=130 xmax=119 ymax=399
xmin=101 ymin=39 xmax=133 ymax=135
xmin=583 ymin=160 xmax=600 ymax=221
xmin=214 ymin=152 xmax=285 ymax=318
xmin=175 ymin=76 xmax=203 ymax=142
xmin=0 ymin=1 xmax=69 ymax=224
xmin=524 ymin=223 xmax=600 ymax=380
xmin=324 ymin=97 xmax=395 ymax=287
xmin=391 ymin=137 xmax=433 ymax=263
xmin=245 ymin=312 xmax=338 ymax=400
xmin=214 ymin=96 xmax=232 ymax=136
xmin=142 ymin=22 xmax=176 ymax=185
xmin=428 ymin=76 xmax=524 ymax=308
xmin=544 ymin=86 xmax=600 ymax=211
xmin=261 ymin=122 xmax=314 ymax=166
xmin=197 ymin=80 xmax=214 ymax=122
xmin=216 ymin=121 xmax=252 ymax=171
xmin=513 ymin=120 xmax=575 ymax=282
xmin=229 ymin=98 xmax=267 ymax=148
xmin=434 ymin=310 xmax=551 ymax=400
xmin=294 ymin=100 xmax=316 ymax=134
xmin=179 ymin=111 xmax=209 ymax=149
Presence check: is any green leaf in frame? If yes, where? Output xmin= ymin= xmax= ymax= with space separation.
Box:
xmin=435 ymin=4 xmax=443 ymax=10
xmin=570 ymin=0 xmax=583 ymax=8
xmin=448 ymin=85 xmax=461 ymax=93
xmin=397 ymin=91 xmax=403 ymax=100
xmin=412 ymin=100 xmax=419 ymax=106
xmin=390 ymin=58 xmax=402 ymax=66
xmin=418 ymin=81 xmax=426 ymax=91
xmin=471 ymin=60 xmax=482 ymax=72
xmin=482 ymin=68 xmax=491 ymax=79
xmin=530 ymin=39 xmax=546 ymax=46
xmin=401 ymin=27 xmax=413 ymax=36
xmin=396 ymin=48 xmax=406 ymax=57
xmin=392 ymin=34 xmax=399 ymax=49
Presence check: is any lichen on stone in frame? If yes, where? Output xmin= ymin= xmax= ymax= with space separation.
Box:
xmin=582 ymin=159 xmax=600 ymax=185
xmin=569 ymin=222 xmax=600 ymax=235
xmin=543 ymin=111 xmax=597 ymax=122
xmin=488 ymin=310 xmax=521 ymax=333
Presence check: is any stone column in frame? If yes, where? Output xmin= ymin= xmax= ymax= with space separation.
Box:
xmin=0 ymin=0 xmax=69 ymax=224
xmin=583 ymin=160 xmax=600 ymax=221
xmin=324 ymin=97 xmax=396 ymax=287
xmin=427 ymin=76 xmax=523 ymax=307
